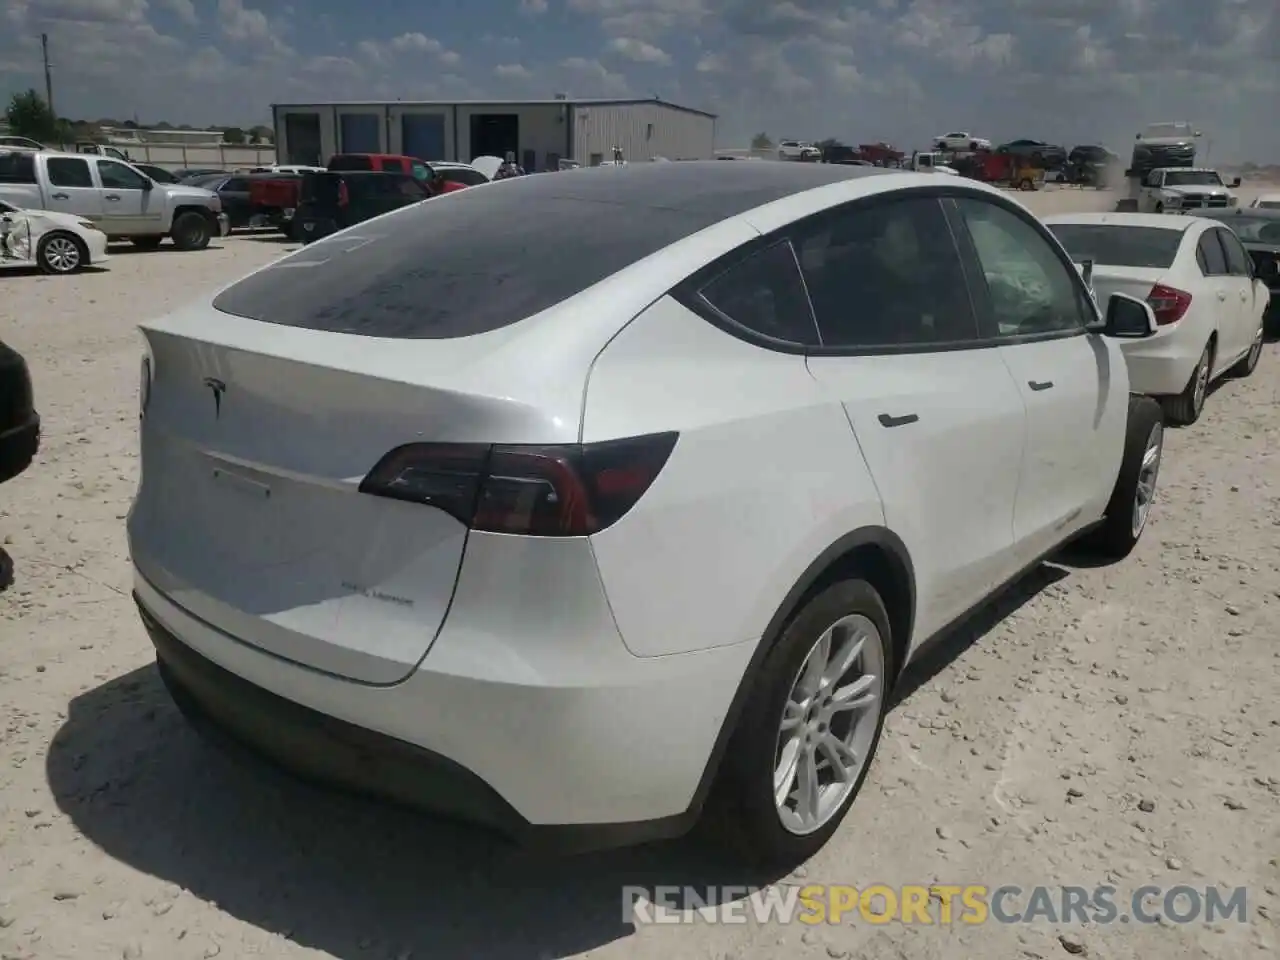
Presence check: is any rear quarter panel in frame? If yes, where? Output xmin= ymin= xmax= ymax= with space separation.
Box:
xmin=582 ymin=296 xmax=885 ymax=659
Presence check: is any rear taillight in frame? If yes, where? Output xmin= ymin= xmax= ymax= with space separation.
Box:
xmin=338 ymin=182 xmax=349 ymax=207
xmin=1146 ymin=283 xmax=1192 ymax=325
xmin=358 ymin=432 xmax=678 ymax=536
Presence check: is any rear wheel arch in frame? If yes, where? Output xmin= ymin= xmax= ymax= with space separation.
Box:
xmin=689 ymin=526 xmax=916 ymax=818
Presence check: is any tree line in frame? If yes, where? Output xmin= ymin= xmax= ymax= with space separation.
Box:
xmin=4 ymin=89 xmax=272 ymax=146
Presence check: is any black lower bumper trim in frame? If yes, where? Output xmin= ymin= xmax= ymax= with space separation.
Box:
xmin=136 ymin=592 xmax=696 ymax=854
xmin=0 ymin=414 xmax=39 ymax=485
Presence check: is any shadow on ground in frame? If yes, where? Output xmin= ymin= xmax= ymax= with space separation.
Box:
xmin=46 ymin=561 xmax=1066 ymax=959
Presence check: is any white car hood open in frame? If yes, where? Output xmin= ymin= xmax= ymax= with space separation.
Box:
xmin=470 ymin=156 xmax=504 ymax=180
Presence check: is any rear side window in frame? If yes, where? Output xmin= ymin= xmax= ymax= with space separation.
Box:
xmin=1047 ymin=224 xmax=1184 ymax=269
xmin=1197 ymin=231 xmax=1228 ymax=275
xmin=46 ymin=157 xmax=93 ymax=187
xmin=213 ymin=184 xmax=719 ymax=338
xmin=0 ymin=152 xmax=36 ymax=183
xmin=1218 ymin=230 xmax=1252 ymax=276
xmin=695 ymin=241 xmax=819 ymax=346
xmin=793 ymin=195 xmax=979 ymax=348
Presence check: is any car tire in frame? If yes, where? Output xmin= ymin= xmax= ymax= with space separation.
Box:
xmin=1161 ymin=340 xmax=1212 ymax=426
xmin=1077 ymin=395 xmax=1164 ymax=560
xmin=170 ymin=212 xmax=212 ymax=251
xmin=1229 ymin=321 xmax=1264 ymax=377
xmin=709 ymin=579 xmax=894 ymax=867
xmin=36 ymin=232 xmax=87 ymax=274
xmin=130 ymin=236 xmax=164 ymax=250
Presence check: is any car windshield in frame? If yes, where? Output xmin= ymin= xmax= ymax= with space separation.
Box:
xmin=1210 ymin=217 xmax=1280 ymax=245
xmin=1047 ymin=224 xmax=1184 ymax=268
xmin=1163 ymin=170 xmax=1223 ymax=187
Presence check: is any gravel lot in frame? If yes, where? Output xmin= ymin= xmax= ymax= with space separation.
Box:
xmin=2 ymin=186 xmax=1278 ymax=960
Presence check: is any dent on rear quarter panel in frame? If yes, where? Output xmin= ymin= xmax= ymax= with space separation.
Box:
xmin=582 ymin=296 xmax=886 ymax=659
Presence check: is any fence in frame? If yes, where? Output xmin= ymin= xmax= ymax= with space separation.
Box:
xmin=53 ymin=142 xmax=277 ymax=170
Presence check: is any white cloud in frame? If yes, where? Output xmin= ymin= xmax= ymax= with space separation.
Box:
xmin=608 ymin=36 xmax=671 ymax=64
xmin=559 ymin=55 xmax=630 ymax=94
xmin=519 ymin=0 xmax=548 ymax=13
xmin=26 ymin=0 xmax=148 ymax=23
xmin=216 ymin=0 xmax=290 ymax=54
xmin=358 ymin=31 xmax=460 ymax=65
xmin=155 ymin=0 xmax=197 ymax=25
xmin=494 ymin=62 xmax=532 ymax=79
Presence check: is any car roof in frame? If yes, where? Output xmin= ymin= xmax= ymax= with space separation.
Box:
xmin=466 ymin=159 xmax=896 ymax=222
xmin=1194 ymin=206 xmax=1280 ymax=220
xmin=1042 ymin=212 xmax=1202 ymax=231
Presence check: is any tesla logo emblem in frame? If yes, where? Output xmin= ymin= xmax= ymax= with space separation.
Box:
xmin=203 ymin=377 xmax=226 ymax=418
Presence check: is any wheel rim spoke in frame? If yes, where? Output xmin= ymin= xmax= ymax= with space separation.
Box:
xmin=826 ymin=673 xmax=877 ymax=716
xmin=773 ymin=612 xmax=886 ymax=836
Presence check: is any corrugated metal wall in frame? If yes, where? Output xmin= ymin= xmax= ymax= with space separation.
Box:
xmin=571 ymin=103 xmax=715 ymax=164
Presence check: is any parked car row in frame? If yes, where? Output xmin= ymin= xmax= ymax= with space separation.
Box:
xmin=0 ymin=147 xmax=500 ymax=272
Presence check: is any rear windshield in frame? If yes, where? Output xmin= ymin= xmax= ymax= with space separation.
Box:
xmin=214 ymin=181 xmax=718 ymax=338
xmin=1209 ymin=217 xmax=1280 ymax=245
xmin=1047 ymin=224 xmax=1184 ymax=268
xmin=329 ymin=155 xmax=373 ymax=171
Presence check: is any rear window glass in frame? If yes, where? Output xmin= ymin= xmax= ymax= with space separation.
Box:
xmin=214 ymin=182 xmax=721 ymax=338
xmin=1047 ymin=224 xmax=1184 ymax=268
xmin=329 ymin=155 xmax=373 ymax=171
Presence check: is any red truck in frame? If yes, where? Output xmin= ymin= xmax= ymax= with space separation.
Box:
xmin=249 ymin=155 xmax=477 ymax=235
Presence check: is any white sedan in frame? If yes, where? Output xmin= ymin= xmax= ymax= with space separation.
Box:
xmin=1250 ymin=193 xmax=1280 ymax=210
xmin=0 ymin=198 xmax=109 ymax=274
xmin=933 ymin=131 xmax=992 ymax=151
xmin=129 ymin=162 xmax=1165 ymax=866
xmin=1044 ymin=211 xmax=1268 ymax=425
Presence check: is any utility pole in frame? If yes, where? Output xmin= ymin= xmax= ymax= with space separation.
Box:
xmin=41 ymin=33 xmax=54 ymax=116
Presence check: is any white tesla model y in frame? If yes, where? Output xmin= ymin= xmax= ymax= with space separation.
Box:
xmin=128 ymin=161 xmax=1166 ymax=864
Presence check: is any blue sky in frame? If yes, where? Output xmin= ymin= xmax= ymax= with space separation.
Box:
xmin=1 ymin=0 xmax=1277 ymax=162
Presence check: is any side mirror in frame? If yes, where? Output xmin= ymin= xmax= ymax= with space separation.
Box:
xmin=1230 ymin=177 xmax=1242 ymax=188
xmin=141 ymin=178 xmax=153 ymax=191
xmin=1102 ymin=292 xmax=1158 ymax=338
xmin=1257 ymin=258 xmax=1278 ymax=282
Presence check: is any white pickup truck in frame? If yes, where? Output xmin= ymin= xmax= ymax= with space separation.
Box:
xmin=0 ymin=149 xmax=228 ymax=250
xmin=1137 ymin=167 xmax=1241 ymax=214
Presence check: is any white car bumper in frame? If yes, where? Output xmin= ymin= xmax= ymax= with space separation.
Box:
xmin=1117 ymin=326 xmax=1202 ymax=396
xmin=131 ymin=531 xmax=755 ymax=849
xmin=84 ymin=229 xmax=110 ymax=265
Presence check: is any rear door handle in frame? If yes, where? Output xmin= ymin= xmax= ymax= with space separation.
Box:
xmin=1028 ymin=380 xmax=1054 ymax=391
xmin=105 ymin=194 xmax=120 ymax=201
xmin=877 ymin=413 xmax=919 ymax=428
xmin=51 ymin=192 xmax=68 ymax=200
xmin=1217 ymin=291 xmax=1227 ymax=300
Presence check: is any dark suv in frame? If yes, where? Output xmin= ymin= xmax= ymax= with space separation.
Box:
xmin=292 ymin=171 xmax=431 ymax=244
xmin=0 ymin=340 xmax=38 ymax=485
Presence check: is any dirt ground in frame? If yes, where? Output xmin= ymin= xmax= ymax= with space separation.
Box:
xmin=2 ymin=187 xmax=1278 ymax=960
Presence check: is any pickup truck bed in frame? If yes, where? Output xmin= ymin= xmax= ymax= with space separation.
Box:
xmin=248 ymin=175 xmax=304 ymax=234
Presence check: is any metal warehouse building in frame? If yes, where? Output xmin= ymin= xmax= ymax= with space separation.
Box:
xmin=271 ymin=98 xmax=717 ymax=172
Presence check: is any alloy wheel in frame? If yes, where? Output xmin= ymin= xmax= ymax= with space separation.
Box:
xmin=774 ymin=614 xmax=885 ymax=836
xmin=1131 ymin=422 xmax=1163 ymax=537
xmin=44 ymin=236 xmax=80 ymax=272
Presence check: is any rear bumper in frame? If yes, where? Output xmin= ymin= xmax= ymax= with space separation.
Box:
xmin=132 ymin=543 xmax=754 ymax=851
xmin=1118 ymin=327 xmax=1203 ymax=397
xmin=0 ymin=412 xmax=39 ymax=484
